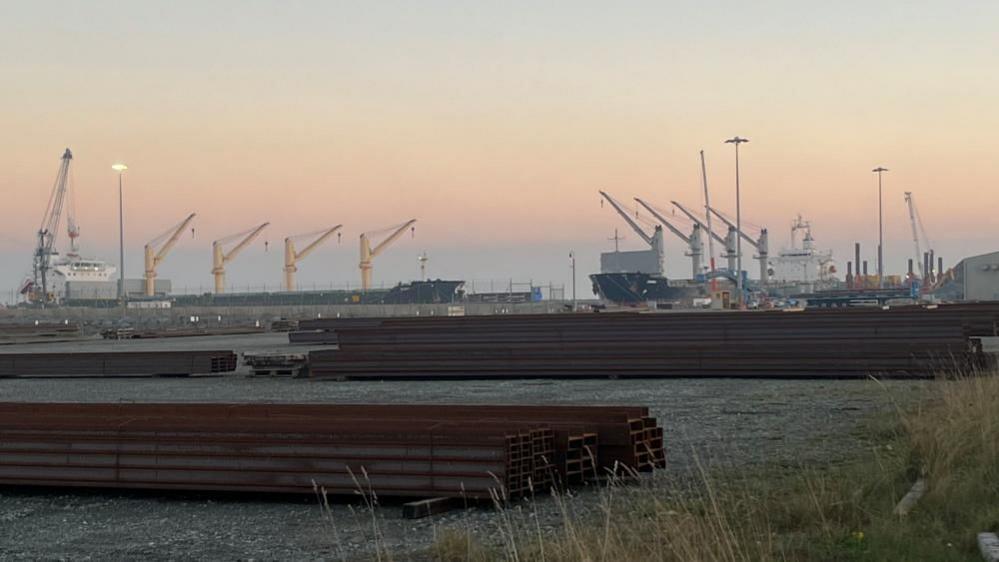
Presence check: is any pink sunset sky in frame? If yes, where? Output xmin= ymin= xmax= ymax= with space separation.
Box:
xmin=1 ymin=1 xmax=997 ymax=300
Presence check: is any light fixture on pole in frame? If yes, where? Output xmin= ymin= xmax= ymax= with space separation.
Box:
xmin=724 ymin=136 xmax=749 ymax=307
xmin=872 ymin=166 xmax=889 ymax=288
xmin=112 ymin=163 xmax=128 ymax=319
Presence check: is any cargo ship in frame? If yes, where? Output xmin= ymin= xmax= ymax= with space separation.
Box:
xmin=590 ymin=272 xmax=701 ymax=305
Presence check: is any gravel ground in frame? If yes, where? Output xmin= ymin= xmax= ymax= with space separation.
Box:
xmin=0 ymin=334 xmax=934 ymax=560
xmin=0 ymin=372 xmax=928 ymax=561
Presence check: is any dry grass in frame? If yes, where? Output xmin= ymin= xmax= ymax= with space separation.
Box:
xmin=430 ymin=370 xmax=999 ymax=562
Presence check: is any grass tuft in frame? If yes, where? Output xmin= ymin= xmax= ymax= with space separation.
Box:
xmin=428 ymin=370 xmax=999 ymax=561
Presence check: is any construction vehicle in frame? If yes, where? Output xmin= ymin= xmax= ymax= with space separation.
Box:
xmin=359 ymin=220 xmax=416 ymax=291
xmin=284 ymin=225 xmax=342 ymax=291
xmin=211 ymin=223 xmax=269 ymax=293
xmin=634 ymin=198 xmax=704 ymax=278
xmin=145 ymin=213 xmax=196 ymax=296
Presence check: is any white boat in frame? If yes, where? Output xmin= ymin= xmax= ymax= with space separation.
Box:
xmin=769 ymin=215 xmax=836 ymax=286
xmin=47 ymin=252 xmax=117 ymax=300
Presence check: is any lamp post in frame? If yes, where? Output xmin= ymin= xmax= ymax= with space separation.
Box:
xmin=872 ymin=166 xmax=889 ymax=288
xmin=569 ymin=250 xmax=576 ymax=311
xmin=724 ymin=136 xmax=749 ymax=307
xmin=112 ymin=163 xmax=128 ymax=319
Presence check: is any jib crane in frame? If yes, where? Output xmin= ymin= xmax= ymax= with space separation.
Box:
xmin=599 ymin=191 xmax=666 ymax=265
xmin=359 ymin=220 xmax=416 ymax=290
xmin=31 ymin=148 xmax=74 ymax=305
xmin=633 ymin=198 xmax=704 ymax=278
xmin=144 ymin=213 xmax=196 ymax=296
xmin=671 ymin=200 xmax=738 ymax=273
xmin=706 ymin=206 xmax=769 ymax=283
xmin=284 ymin=225 xmax=342 ymax=291
xmin=904 ymin=192 xmax=933 ymax=280
xmin=211 ymin=222 xmax=269 ymax=293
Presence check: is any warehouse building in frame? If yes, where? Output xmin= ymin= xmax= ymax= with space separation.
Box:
xmin=933 ymin=251 xmax=999 ymax=301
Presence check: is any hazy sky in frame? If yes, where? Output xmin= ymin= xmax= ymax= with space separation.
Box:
xmin=2 ymin=1 xmax=997 ymax=301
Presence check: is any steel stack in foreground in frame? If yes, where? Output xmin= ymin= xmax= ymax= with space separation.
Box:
xmin=303 ymin=304 xmax=999 ymax=379
xmin=0 ymin=351 xmax=238 ymax=378
xmin=0 ymin=403 xmax=664 ymax=499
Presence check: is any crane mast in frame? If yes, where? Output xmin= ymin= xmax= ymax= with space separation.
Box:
xmin=599 ymin=191 xmax=653 ymax=245
xmin=211 ymin=222 xmax=269 ymax=293
xmin=359 ymin=219 xmax=416 ymax=290
xmin=700 ymin=150 xmax=716 ymax=272
xmin=284 ymin=225 xmax=342 ymax=291
xmin=903 ymin=192 xmax=933 ymax=280
xmin=145 ymin=213 xmax=196 ymax=296
xmin=634 ymin=198 xmax=703 ymax=278
xmin=672 ymin=200 xmax=738 ymax=273
xmin=706 ymin=205 xmax=769 ymax=283
xmin=32 ymin=148 xmax=74 ymax=305
xmin=599 ymin=191 xmax=665 ymax=274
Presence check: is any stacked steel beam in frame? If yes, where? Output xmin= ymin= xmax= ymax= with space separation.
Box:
xmin=0 ymin=351 xmax=238 ymax=378
xmin=0 ymin=403 xmax=662 ymax=498
xmin=307 ymin=304 xmax=999 ymax=380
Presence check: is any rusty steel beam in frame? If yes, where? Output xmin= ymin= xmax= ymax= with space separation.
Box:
xmin=0 ymin=403 xmax=665 ymax=498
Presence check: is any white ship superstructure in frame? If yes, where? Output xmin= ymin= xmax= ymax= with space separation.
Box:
xmin=769 ymin=215 xmax=836 ymax=285
xmin=26 ymin=148 xmax=118 ymax=304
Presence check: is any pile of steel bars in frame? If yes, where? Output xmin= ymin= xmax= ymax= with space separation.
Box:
xmin=0 ymin=403 xmax=662 ymax=498
xmin=306 ymin=304 xmax=999 ymax=380
xmin=0 ymin=351 xmax=238 ymax=378
xmin=0 ymin=322 xmax=82 ymax=343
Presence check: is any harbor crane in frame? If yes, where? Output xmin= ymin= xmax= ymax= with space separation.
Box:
xmin=31 ymin=148 xmax=74 ymax=305
xmin=671 ymin=201 xmax=738 ymax=273
xmin=599 ymin=190 xmax=665 ymax=257
xmin=904 ymin=192 xmax=933 ymax=280
xmin=634 ymin=198 xmax=704 ymax=278
xmin=706 ymin=206 xmax=769 ymax=283
xmin=359 ymin=219 xmax=416 ymax=291
xmin=144 ymin=213 xmax=196 ymax=296
xmin=211 ymin=222 xmax=269 ymax=293
xmin=284 ymin=225 xmax=342 ymax=291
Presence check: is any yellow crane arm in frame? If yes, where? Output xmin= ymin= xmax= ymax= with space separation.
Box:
xmin=224 ymin=222 xmax=269 ymax=262
xmin=370 ymin=219 xmax=416 ymax=257
xmin=293 ymin=225 xmax=342 ymax=261
xmin=153 ymin=213 xmax=197 ymax=263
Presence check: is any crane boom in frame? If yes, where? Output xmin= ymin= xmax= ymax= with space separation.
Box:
xmin=599 ymin=191 xmax=653 ymax=246
xmin=700 ymin=150 xmax=715 ymax=270
xmin=31 ymin=148 xmax=74 ymax=305
xmin=153 ymin=214 xmax=197 ymax=262
xmin=635 ymin=198 xmax=705 ymax=277
xmin=359 ymin=219 xmax=416 ymax=290
xmin=671 ymin=201 xmax=725 ymax=245
xmin=370 ymin=219 xmax=417 ymax=257
xmin=211 ymin=222 xmax=269 ymax=293
xmin=707 ymin=206 xmax=757 ymax=248
xmin=707 ymin=205 xmax=770 ymax=282
xmin=634 ymin=198 xmax=690 ymax=243
xmin=284 ymin=225 xmax=342 ymax=291
xmin=904 ymin=192 xmax=922 ymax=277
xmin=225 ymin=223 xmax=269 ymax=261
xmin=144 ymin=213 xmax=196 ymax=296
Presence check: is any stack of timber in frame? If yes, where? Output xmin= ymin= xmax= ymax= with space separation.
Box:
xmin=307 ymin=304 xmax=999 ymax=380
xmin=0 ymin=403 xmax=663 ymax=498
xmin=0 ymin=350 xmax=238 ymax=378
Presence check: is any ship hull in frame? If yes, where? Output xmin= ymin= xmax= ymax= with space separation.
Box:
xmin=590 ymin=272 xmax=701 ymax=305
